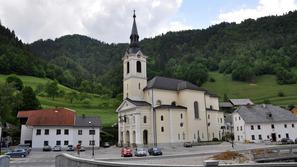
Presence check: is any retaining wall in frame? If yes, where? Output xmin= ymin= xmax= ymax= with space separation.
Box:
xmin=56 ymin=153 xmax=297 ymax=167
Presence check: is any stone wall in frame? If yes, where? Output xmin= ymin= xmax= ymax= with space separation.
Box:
xmin=56 ymin=153 xmax=297 ymax=167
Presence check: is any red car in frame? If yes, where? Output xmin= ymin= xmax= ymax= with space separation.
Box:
xmin=121 ymin=147 xmax=133 ymax=157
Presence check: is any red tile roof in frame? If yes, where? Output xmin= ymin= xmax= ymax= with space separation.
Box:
xmin=17 ymin=108 xmax=76 ymax=126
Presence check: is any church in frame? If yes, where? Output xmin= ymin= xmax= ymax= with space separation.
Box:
xmin=116 ymin=12 xmax=224 ymax=146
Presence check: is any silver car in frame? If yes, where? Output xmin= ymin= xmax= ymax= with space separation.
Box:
xmin=134 ymin=148 xmax=147 ymax=157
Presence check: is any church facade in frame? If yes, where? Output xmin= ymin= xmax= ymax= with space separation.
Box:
xmin=116 ymin=12 xmax=224 ymax=146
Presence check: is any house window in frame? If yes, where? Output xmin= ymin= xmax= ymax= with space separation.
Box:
xmin=138 ymin=83 xmax=140 ymax=90
xmin=267 ymin=135 xmax=270 ymax=139
xmin=220 ymin=118 xmax=222 ymax=123
xmin=44 ymin=141 xmax=49 ymax=146
xmin=183 ymin=132 xmax=186 ymax=140
xmin=238 ymin=136 xmax=240 ymax=141
xmin=44 ymin=129 xmax=49 ymax=135
xmin=208 ymin=114 xmax=210 ymax=119
xmin=161 ymin=127 xmax=164 ymax=132
xmin=194 ymin=101 xmax=199 ymax=119
xmin=240 ymin=126 xmax=242 ymax=131
xmin=143 ymin=116 xmax=147 ymax=124
xmin=89 ymin=130 xmax=95 ymax=135
xmin=251 ymin=125 xmax=254 ymax=130
xmin=271 ymin=124 xmax=275 ymax=129
xmin=89 ymin=140 xmax=95 ymax=146
xmin=284 ymin=124 xmax=287 ymax=128
xmin=56 ymin=129 xmax=61 ymax=135
xmin=251 ymin=135 xmax=255 ymax=140
xmin=180 ymin=113 xmax=183 ymax=119
xmin=259 ymin=135 xmax=262 ymax=140
xmin=56 ymin=141 xmax=61 ymax=146
xmin=239 ymin=117 xmax=241 ymax=120
xmin=237 ymin=127 xmax=239 ymax=131
xmin=78 ymin=130 xmax=82 ymax=135
xmin=278 ymin=134 xmax=281 ymax=138
xmin=64 ymin=129 xmax=69 ymax=135
xmin=178 ymin=134 xmax=180 ymax=140
xmin=286 ymin=133 xmax=289 ymax=138
xmin=161 ymin=115 xmax=164 ymax=121
xmin=64 ymin=140 xmax=69 ymax=145
xmin=180 ymin=123 xmax=183 ymax=127
xmin=78 ymin=140 xmax=82 ymax=144
xmin=257 ymin=125 xmax=261 ymax=130
xmin=36 ymin=129 xmax=41 ymax=135
xmin=127 ymin=62 xmax=130 ymax=74
xmin=292 ymin=124 xmax=295 ymax=128
xmin=136 ymin=61 xmax=141 ymax=73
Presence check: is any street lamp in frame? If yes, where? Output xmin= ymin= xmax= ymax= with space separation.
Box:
xmin=88 ymin=121 xmax=95 ymax=159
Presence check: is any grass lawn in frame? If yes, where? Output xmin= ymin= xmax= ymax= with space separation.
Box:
xmin=0 ymin=74 xmax=119 ymax=127
xmin=203 ymin=72 xmax=297 ymax=106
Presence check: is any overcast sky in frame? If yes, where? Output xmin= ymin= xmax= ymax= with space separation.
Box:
xmin=0 ymin=0 xmax=296 ymax=44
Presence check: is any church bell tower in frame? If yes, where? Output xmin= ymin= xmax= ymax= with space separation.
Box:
xmin=123 ymin=11 xmax=147 ymax=101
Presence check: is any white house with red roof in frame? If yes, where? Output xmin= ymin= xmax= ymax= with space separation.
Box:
xmin=17 ymin=108 xmax=101 ymax=149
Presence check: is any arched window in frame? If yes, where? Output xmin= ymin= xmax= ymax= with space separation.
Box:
xmin=161 ymin=115 xmax=164 ymax=121
xmin=156 ymin=100 xmax=162 ymax=106
xmin=194 ymin=101 xmax=199 ymax=119
xmin=127 ymin=62 xmax=130 ymax=74
xmin=171 ymin=101 xmax=176 ymax=106
xmin=136 ymin=61 xmax=141 ymax=73
xmin=143 ymin=116 xmax=147 ymax=124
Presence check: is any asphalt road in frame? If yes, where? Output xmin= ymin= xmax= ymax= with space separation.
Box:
xmin=8 ymin=142 xmax=277 ymax=167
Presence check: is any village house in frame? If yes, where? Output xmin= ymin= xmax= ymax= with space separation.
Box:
xmin=116 ymin=12 xmax=224 ymax=146
xmin=17 ymin=108 xmax=101 ymax=149
xmin=233 ymin=104 xmax=297 ymax=143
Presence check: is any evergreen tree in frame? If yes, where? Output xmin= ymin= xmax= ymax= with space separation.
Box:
xmin=21 ymin=86 xmax=41 ymax=110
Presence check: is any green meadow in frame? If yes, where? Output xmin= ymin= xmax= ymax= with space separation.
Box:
xmin=0 ymin=74 xmax=119 ymax=127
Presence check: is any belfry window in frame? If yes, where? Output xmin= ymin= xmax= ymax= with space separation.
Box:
xmin=136 ymin=61 xmax=141 ymax=73
xmin=127 ymin=62 xmax=130 ymax=74
xmin=194 ymin=101 xmax=199 ymax=119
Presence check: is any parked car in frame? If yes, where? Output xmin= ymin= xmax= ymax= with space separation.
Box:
xmin=121 ymin=147 xmax=133 ymax=157
xmin=43 ymin=145 xmax=52 ymax=151
xmin=134 ymin=148 xmax=147 ymax=157
xmin=148 ymin=147 xmax=162 ymax=156
xmin=79 ymin=145 xmax=86 ymax=152
xmin=295 ymin=138 xmax=297 ymax=144
xmin=67 ymin=145 xmax=75 ymax=151
xmin=17 ymin=144 xmax=31 ymax=154
xmin=281 ymin=138 xmax=294 ymax=144
xmin=53 ymin=145 xmax=62 ymax=151
xmin=5 ymin=149 xmax=27 ymax=158
xmin=183 ymin=142 xmax=193 ymax=147
xmin=103 ymin=142 xmax=111 ymax=148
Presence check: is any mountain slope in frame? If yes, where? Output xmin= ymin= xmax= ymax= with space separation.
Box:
xmin=29 ymin=11 xmax=297 ymax=96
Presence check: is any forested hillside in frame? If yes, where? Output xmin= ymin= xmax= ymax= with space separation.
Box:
xmin=29 ymin=11 xmax=297 ymax=98
xmin=1 ymin=11 xmax=297 ymax=100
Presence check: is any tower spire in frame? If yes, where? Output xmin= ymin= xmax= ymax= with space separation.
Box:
xmin=128 ymin=10 xmax=140 ymax=53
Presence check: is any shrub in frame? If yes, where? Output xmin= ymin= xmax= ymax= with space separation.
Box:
xmin=209 ymin=77 xmax=216 ymax=82
xmin=278 ymin=91 xmax=285 ymax=97
xmin=212 ymin=138 xmax=219 ymax=141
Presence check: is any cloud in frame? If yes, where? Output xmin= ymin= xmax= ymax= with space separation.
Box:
xmin=0 ymin=0 xmax=187 ymax=43
xmin=215 ymin=0 xmax=297 ymax=23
